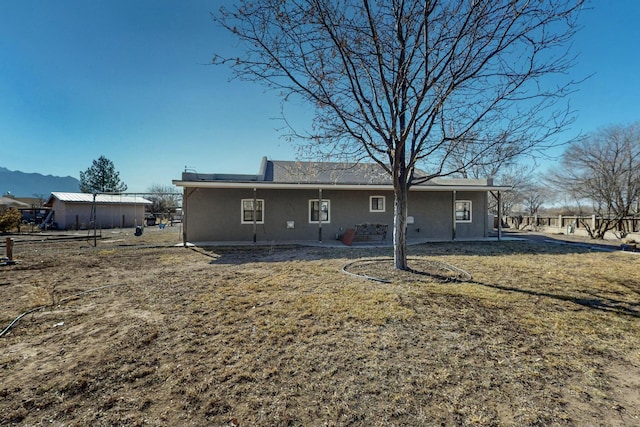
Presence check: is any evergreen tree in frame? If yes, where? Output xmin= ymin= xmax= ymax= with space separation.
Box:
xmin=79 ymin=156 xmax=127 ymax=193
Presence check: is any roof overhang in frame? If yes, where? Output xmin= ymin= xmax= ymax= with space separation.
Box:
xmin=172 ymin=180 xmax=511 ymax=192
xmin=45 ymin=192 xmax=153 ymax=206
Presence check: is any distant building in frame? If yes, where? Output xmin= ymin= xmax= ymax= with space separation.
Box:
xmin=44 ymin=192 xmax=152 ymax=230
xmin=0 ymin=195 xmax=30 ymax=209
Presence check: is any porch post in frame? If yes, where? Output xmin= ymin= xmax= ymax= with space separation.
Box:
xmin=182 ymin=188 xmax=187 ymax=247
xmin=318 ymin=188 xmax=322 ymax=243
xmin=182 ymin=187 xmax=196 ymax=248
xmin=452 ymin=190 xmax=457 ymax=240
xmin=253 ymin=188 xmax=257 ymax=244
xmin=497 ymin=190 xmax=502 ymax=240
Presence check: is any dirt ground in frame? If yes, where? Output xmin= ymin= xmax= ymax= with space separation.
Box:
xmin=1 ymin=226 xmax=639 ymax=426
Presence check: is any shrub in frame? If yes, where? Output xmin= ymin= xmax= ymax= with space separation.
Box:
xmin=0 ymin=207 xmax=22 ymax=232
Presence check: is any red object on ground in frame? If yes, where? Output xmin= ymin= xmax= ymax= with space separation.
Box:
xmin=341 ymin=229 xmax=355 ymax=246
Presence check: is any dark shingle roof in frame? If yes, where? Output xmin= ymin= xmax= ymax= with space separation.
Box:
xmin=176 ymin=157 xmax=498 ymax=188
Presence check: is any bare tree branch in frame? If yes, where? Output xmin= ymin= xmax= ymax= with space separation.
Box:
xmin=213 ymin=0 xmax=584 ymax=268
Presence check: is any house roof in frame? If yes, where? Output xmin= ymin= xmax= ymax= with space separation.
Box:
xmin=0 ymin=196 xmax=31 ymax=209
xmin=45 ymin=192 xmax=152 ymax=206
xmin=267 ymin=160 xmax=391 ymax=185
xmin=173 ymin=157 xmax=511 ymax=192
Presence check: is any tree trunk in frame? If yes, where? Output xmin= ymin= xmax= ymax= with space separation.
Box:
xmin=393 ymin=185 xmax=409 ymax=270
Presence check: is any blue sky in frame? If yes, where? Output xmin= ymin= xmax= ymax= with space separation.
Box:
xmin=1 ymin=1 xmax=639 ymax=193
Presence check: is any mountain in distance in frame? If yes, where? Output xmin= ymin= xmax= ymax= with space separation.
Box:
xmin=0 ymin=166 xmax=80 ymax=197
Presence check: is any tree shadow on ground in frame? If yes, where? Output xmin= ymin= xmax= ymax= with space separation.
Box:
xmin=340 ymin=255 xmax=640 ymax=319
xmin=197 ymin=236 xmax=629 ymax=265
xmin=471 ymin=279 xmax=640 ymax=319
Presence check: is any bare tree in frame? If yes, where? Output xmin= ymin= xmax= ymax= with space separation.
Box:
xmin=446 ymin=131 xmax=521 ymax=180
xmin=550 ymin=123 xmax=640 ymax=239
xmin=146 ymin=184 xmax=181 ymax=219
xmin=214 ymin=0 xmax=583 ymax=269
xmin=520 ymin=182 xmax=550 ymax=217
xmin=496 ymin=164 xmax=535 ymax=217
xmin=31 ymin=194 xmax=46 ymax=208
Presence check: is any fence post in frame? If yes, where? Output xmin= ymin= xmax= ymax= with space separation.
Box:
xmin=5 ymin=237 xmax=13 ymax=261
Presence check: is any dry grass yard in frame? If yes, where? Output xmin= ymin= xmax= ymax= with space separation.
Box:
xmin=1 ymin=227 xmax=639 ymax=426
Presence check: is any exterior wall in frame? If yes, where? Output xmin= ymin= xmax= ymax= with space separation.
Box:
xmin=453 ymin=191 xmax=489 ymax=239
xmin=184 ymin=187 xmax=490 ymax=242
xmin=51 ymin=199 xmax=67 ymax=228
xmin=51 ymin=200 xmax=147 ymax=230
xmin=184 ymin=188 xmax=395 ymax=242
xmin=406 ymin=191 xmax=454 ymax=240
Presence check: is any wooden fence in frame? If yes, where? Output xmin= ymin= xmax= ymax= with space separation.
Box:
xmin=504 ymin=215 xmax=640 ymax=235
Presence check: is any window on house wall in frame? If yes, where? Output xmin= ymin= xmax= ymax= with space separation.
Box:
xmin=370 ymin=196 xmax=385 ymax=212
xmin=309 ymin=200 xmax=330 ymax=223
xmin=455 ymin=200 xmax=472 ymax=222
xmin=241 ymin=199 xmax=264 ymax=224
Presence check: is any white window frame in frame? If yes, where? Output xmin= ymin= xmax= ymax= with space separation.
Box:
xmin=241 ymin=199 xmax=264 ymax=224
xmin=455 ymin=200 xmax=472 ymax=223
xmin=369 ymin=195 xmax=386 ymax=212
xmin=309 ymin=199 xmax=330 ymax=223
